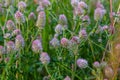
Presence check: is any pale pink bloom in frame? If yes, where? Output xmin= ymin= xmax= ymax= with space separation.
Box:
xmin=32 ymin=39 xmax=43 ymax=53
xmin=18 ymin=1 xmax=26 ymax=12
xmin=6 ymin=20 xmax=16 ymax=31
xmin=40 ymin=52 xmax=50 ymax=64
xmin=64 ymin=76 xmax=71 ymax=80
xmin=77 ymin=58 xmax=88 ymax=68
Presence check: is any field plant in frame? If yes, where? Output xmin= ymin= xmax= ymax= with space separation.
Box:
xmin=0 ymin=0 xmax=120 ymax=80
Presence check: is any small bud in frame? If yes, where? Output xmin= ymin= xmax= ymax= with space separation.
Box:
xmin=82 ymin=15 xmax=90 ymax=24
xmin=28 ymin=12 xmax=36 ymax=20
xmin=40 ymin=52 xmax=50 ymax=64
xmin=32 ymin=39 xmax=43 ymax=53
xmin=77 ymin=58 xmax=88 ymax=68
xmin=12 ymin=29 xmax=21 ymax=36
xmin=6 ymin=41 xmax=15 ymax=53
xmin=70 ymin=36 xmax=80 ymax=44
xmin=50 ymin=37 xmax=60 ymax=47
xmin=36 ymin=11 xmax=46 ymax=29
xmin=0 ymin=46 xmax=5 ymax=54
xmin=15 ymin=35 xmax=25 ymax=50
xmin=59 ymin=14 xmax=67 ymax=25
xmin=64 ymin=76 xmax=71 ymax=80
xmin=101 ymin=25 xmax=108 ymax=31
xmin=6 ymin=20 xmax=16 ymax=31
xmin=79 ymin=29 xmax=87 ymax=38
xmin=60 ymin=38 xmax=69 ymax=47
xmin=15 ymin=11 xmax=25 ymax=24
xmin=55 ymin=24 xmax=63 ymax=34
xmin=18 ymin=1 xmax=26 ymax=12
xmin=93 ymin=61 xmax=100 ymax=68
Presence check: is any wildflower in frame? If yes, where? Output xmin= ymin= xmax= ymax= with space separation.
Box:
xmin=79 ymin=29 xmax=87 ymax=38
xmin=70 ymin=36 xmax=80 ymax=44
xmin=78 ymin=1 xmax=88 ymax=9
xmin=104 ymin=66 xmax=114 ymax=78
xmin=59 ymin=14 xmax=67 ymax=25
xmin=15 ymin=11 xmax=25 ymax=24
xmin=50 ymin=37 xmax=60 ymax=47
xmin=94 ymin=8 xmax=106 ymax=21
xmin=15 ymin=35 xmax=25 ymax=50
xmin=6 ymin=41 xmax=15 ymax=53
xmin=12 ymin=29 xmax=21 ymax=36
xmin=32 ymin=39 xmax=43 ymax=53
xmin=74 ymin=7 xmax=84 ymax=16
xmin=82 ymin=15 xmax=90 ymax=24
xmin=40 ymin=0 xmax=51 ymax=8
xmin=0 ymin=46 xmax=5 ymax=54
xmin=71 ymin=0 xmax=79 ymax=8
xmin=60 ymin=38 xmax=69 ymax=47
xmin=93 ymin=61 xmax=100 ymax=68
xmin=36 ymin=11 xmax=46 ymax=29
xmin=77 ymin=58 xmax=88 ymax=68
xmin=6 ymin=20 xmax=16 ymax=31
xmin=96 ymin=1 xmax=104 ymax=9
xmin=40 ymin=52 xmax=50 ymax=64
xmin=55 ymin=24 xmax=63 ymax=34
xmin=64 ymin=76 xmax=71 ymax=80
xmin=101 ymin=25 xmax=108 ymax=31
xmin=28 ymin=12 xmax=36 ymax=20
xmin=18 ymin=1 xmax=26 ymax=12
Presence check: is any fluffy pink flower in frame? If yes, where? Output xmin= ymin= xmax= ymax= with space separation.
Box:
xmin=94 ymin=8 xmax=106 ymax=21
xmin=18 ymin=1 xmax=26 ymax=12
xmin=60 ymin=38 xmax=69 ymax=47
xmin=6 ymin=20 xmax=16 ymax=31
xmin=15 ymin=35 xmax=25 ymax=50
xmin=77 ymin=58 xmax=88 ymax=68
xmin=6 ymin=41 xmax=15 ymax=53
xmin=59 ymin=14 xmax=67 ymax=25
xmin=40 ymin=52 xmax=50 ymax=64
xmin=32 ymin=39 xmax=43 ymax=53
xmin=64 ymin=76 xmax=71 ymax=80
xmin=15 ymin=11 xmax=25 ymax=24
